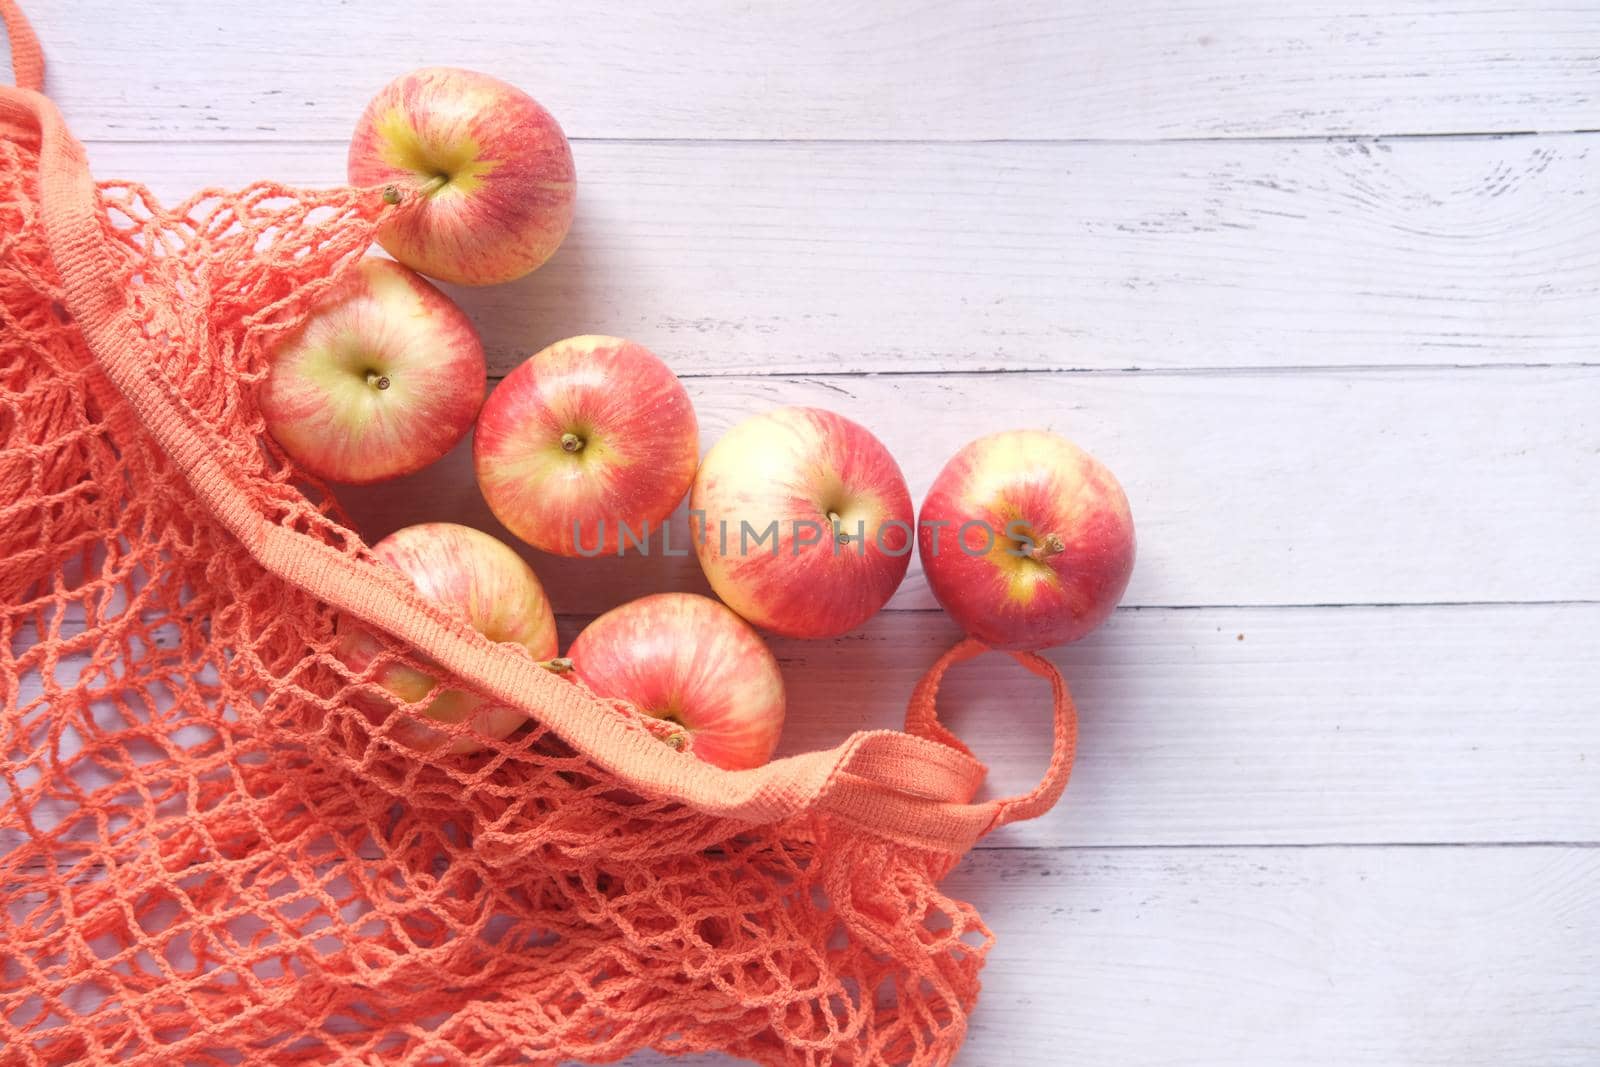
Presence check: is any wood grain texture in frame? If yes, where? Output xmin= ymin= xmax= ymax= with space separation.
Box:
xmin=619 ymin=846 xmax=1600 ymax=1066
xmin=11 ymin=604 xmax=1597 ymax=851
xmin=335 ymin=368 xmax=1600 ymax=611
xmin=81 ymin=136 xmax=1600 ymax=374
xmin=7 ymin=847 xmax=1593 ymax=1065
xmin=23 ymin=1 xmax=1600 ymax=141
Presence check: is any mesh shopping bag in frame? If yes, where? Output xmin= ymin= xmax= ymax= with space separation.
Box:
xmin=0 ymin=4 xmax=1078 ymax=1062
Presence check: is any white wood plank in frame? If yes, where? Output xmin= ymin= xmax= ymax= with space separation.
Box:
xmin=334 ymin=367 xmax=1600 ymax=610
xmin=21 ymin=1 xmax=1600 ymax=141
xmin=10 ymin=848 xmax=1589 ymax=1065
xmin=748 ymin=603 xmax=1600 ymax=849
xmin=79 ymin=136 xmax=1600 ymax=375
xmin=611 ymin=847 xmax=1600 ymax=1066
xmin=11 ymin=604 xmax=1598 ymax=850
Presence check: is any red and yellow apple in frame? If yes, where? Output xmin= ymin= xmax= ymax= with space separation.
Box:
xmin=918 ymin=430 xmax=1135 ymax=650
xmin=348 ymin=67 xmax=576 ymax=286
xmin=691 ymin=407 xmax=913 ymax=639
xmin=567 ymin=593 xmax=785 ymax=770
xmin=339 ymin=522 xmax=558 ymax=753
xmin=474 ymin=335 xmax=699 ymax=557
xmin=260 ymin=257 xmax=485 ymax=484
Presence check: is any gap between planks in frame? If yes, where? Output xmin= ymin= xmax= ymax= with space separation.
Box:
xmin=67 ymin=129 xmax=1600 ymax=147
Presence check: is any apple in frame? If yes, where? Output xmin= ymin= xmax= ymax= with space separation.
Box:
xmin=474 ymin=335 xmax=699 ymax=557
xmin=918 ymin=430 xmax=1135 ymax=650
xmin=567 ymin=593 xmax=785 ymax=770
xmin=691 ymin=407 xmax=913 ymax=639
xmin=339 ymin=522 xmax=558 ymax=753
xmin=261 ymin=257 xmax=485 ymax=485
xmin=348 ymin=66 xmax=576 ymax=286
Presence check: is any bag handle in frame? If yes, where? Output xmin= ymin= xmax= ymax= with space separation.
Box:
xmin=10 ymin=41 xmax=1077 ymax=857
xmin=1 ymin=0 xmax=44 ymax=92
xmin=900 ymin=637 xmax=1079 ymax=831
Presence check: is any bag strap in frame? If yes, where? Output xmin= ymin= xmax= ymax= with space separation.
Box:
xmin=6 ymin=32 xmax=1078 ymax=856
xmin=902 ymin=637 xmax=1079 ymax=831
xmin=1 ymin=0 xmax=44 ymax=92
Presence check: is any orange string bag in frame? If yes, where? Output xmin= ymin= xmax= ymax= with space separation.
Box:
xmin=0 ymin=5 xmax=1078 ymax=1064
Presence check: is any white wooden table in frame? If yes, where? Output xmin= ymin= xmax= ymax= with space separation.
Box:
xmin=12 ymin=2 xmax=1600 ymax=1063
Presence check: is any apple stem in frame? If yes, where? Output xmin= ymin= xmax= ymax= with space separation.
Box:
xmin=365 ymin=371 xmax=391 ymax=391
xmin=538 ymin=656 xmax=573 ymax=674
xmin=1028 ymin=532 xmax=1066 ymax=560
xmin=417 ymin=174 xmax=449 ymax=196
xmin=826 ymin=511 xmax=849 ymax=544
xmin=560 ymin=433 xmax=585 ymax=454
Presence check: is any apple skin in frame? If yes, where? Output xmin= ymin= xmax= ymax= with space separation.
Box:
xmin=261 ymin=257 xmax=486 ymax=485
xmin=918 ymin=430 xmax=1135 ymax=651
xmin=339 ymin=522 xmax=558 ymax=753
xmin=567 ymin=593 xmax=785 ymax=770
xmin=691 ymin=407 xmax=914 ymax=639
xmin=474 ymin=335 xmax=699 ymax=557
xmin=348 ymin=66 xmax=575 ymax=286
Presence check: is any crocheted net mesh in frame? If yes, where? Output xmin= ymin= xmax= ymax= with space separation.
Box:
xmin=0 ymin=111 xmax=995 ymax=1064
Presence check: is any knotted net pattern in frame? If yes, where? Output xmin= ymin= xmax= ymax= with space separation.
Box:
xmin=0 ymin=65 xmax=998 ymax=1067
